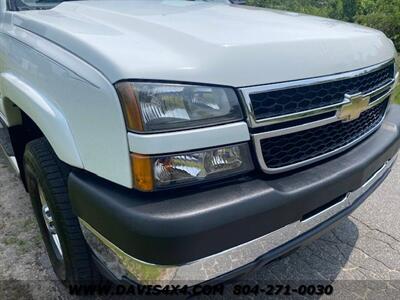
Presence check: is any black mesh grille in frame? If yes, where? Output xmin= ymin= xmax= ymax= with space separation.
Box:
xmin=250 ymin=63 xmax=394 ymax=120
xmin=260 ymin=99 xmax=388 ymax=169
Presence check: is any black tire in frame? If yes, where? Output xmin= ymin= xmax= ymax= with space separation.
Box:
xmin=24 ymin=137 xmax=98 ymax=285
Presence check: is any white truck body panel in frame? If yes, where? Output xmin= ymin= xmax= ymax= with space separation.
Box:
xmin=127 ymin=122 xmax=250 ymax=155
xmin=13 ymin=0 xmax=396 ymax=86
xmin=0 ymin=13 xmax=133 ymax=187
xmin=0 ymin=0 xmax=397 ymax=188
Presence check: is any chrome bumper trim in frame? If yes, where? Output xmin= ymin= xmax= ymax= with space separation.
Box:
xmin=80 ymin=155 xmax=396 ymax=286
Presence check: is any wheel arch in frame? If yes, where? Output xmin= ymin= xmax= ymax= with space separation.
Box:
xmin=0 ymin=73 xmax=83 ymax=175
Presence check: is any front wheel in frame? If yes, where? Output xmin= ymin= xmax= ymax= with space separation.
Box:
xmin=24 ymin=137 xmax=98 ymax=284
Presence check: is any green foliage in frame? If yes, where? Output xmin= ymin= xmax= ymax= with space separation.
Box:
xmin=355 ymin=1 xmax=400 ymax=50
xmin=392 ymin=55 xmax=399 ymax=104
xmin=394 ymin=86 xmax=400 ymax=104
xmin=246 ymin=0 xmax=400 ymax=50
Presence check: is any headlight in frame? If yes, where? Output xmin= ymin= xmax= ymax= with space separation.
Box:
xmin=116 ymin=82 xmax=243 ymax=132
xmin=130 ymin=143 xmax=253 ymax=191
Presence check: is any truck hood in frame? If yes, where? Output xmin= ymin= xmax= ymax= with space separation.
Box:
xmin=14 ymin=0 xmax=396 ymax=87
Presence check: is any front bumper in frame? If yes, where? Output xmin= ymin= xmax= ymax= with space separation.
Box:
xmin=69 ymin=105 xmax=400 ymax=286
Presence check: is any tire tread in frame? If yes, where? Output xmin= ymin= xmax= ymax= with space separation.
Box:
xmin=24 ymin=138 xmax=98 ymax=283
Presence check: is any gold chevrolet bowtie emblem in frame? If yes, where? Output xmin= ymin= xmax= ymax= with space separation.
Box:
xmin=337 ymin=93 xmax=370 ymax=122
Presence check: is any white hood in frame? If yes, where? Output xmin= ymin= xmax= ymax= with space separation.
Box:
xmin=14 ymin=0 xmax=396 ymax=87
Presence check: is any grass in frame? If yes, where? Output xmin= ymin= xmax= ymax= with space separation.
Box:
xmin=2 ymin=236 xmax=30 ymax=254
xmin=394 ymin=85 xmax=400 ymax=104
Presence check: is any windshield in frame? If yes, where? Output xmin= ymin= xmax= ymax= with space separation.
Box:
xmin=8 ymin=0 xmax=233 ymax=12
xmin=9 ymin=0 xmax=64 ymax=11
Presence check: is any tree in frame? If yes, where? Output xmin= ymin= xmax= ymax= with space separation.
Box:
xmin=355 ymin=0 xmax=400 ymax=50
xmin=343 ymin=0 xmax=358 ymax=21
xmin=246 ymin=0 xmax=399 ymax=50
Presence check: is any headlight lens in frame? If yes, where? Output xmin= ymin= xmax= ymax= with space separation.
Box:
xmin=131 ymin=143 xmax=253 ymax=191
xmin=116 ymin=82 xmax=243 ymax=132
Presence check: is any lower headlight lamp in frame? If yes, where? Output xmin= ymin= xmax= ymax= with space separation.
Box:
xmin=131 ymin=143 xmax=253 ymax=192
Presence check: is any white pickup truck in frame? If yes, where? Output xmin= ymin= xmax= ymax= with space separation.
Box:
xmin=0 ymin=0 xmax=399 ymax=287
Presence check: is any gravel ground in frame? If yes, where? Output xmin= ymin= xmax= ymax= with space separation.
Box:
xmin=1 ymin=150 xmax=400 ymax=299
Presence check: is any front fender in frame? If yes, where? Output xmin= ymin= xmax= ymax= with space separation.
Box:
xmin=0 ymin=72 xmax=83 ymax=168
xmin=0 ymin=23 xmax=133 ymax=188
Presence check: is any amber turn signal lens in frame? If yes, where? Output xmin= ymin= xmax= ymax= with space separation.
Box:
xmin=115 ymin=82 xmax=144 ymax=131
xmin=130 ymin=153 xmax=154 ymax=192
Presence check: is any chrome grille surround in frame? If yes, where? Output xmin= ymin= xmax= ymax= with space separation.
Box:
xmin=240 ymin=60 xmax=398 ymax=174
